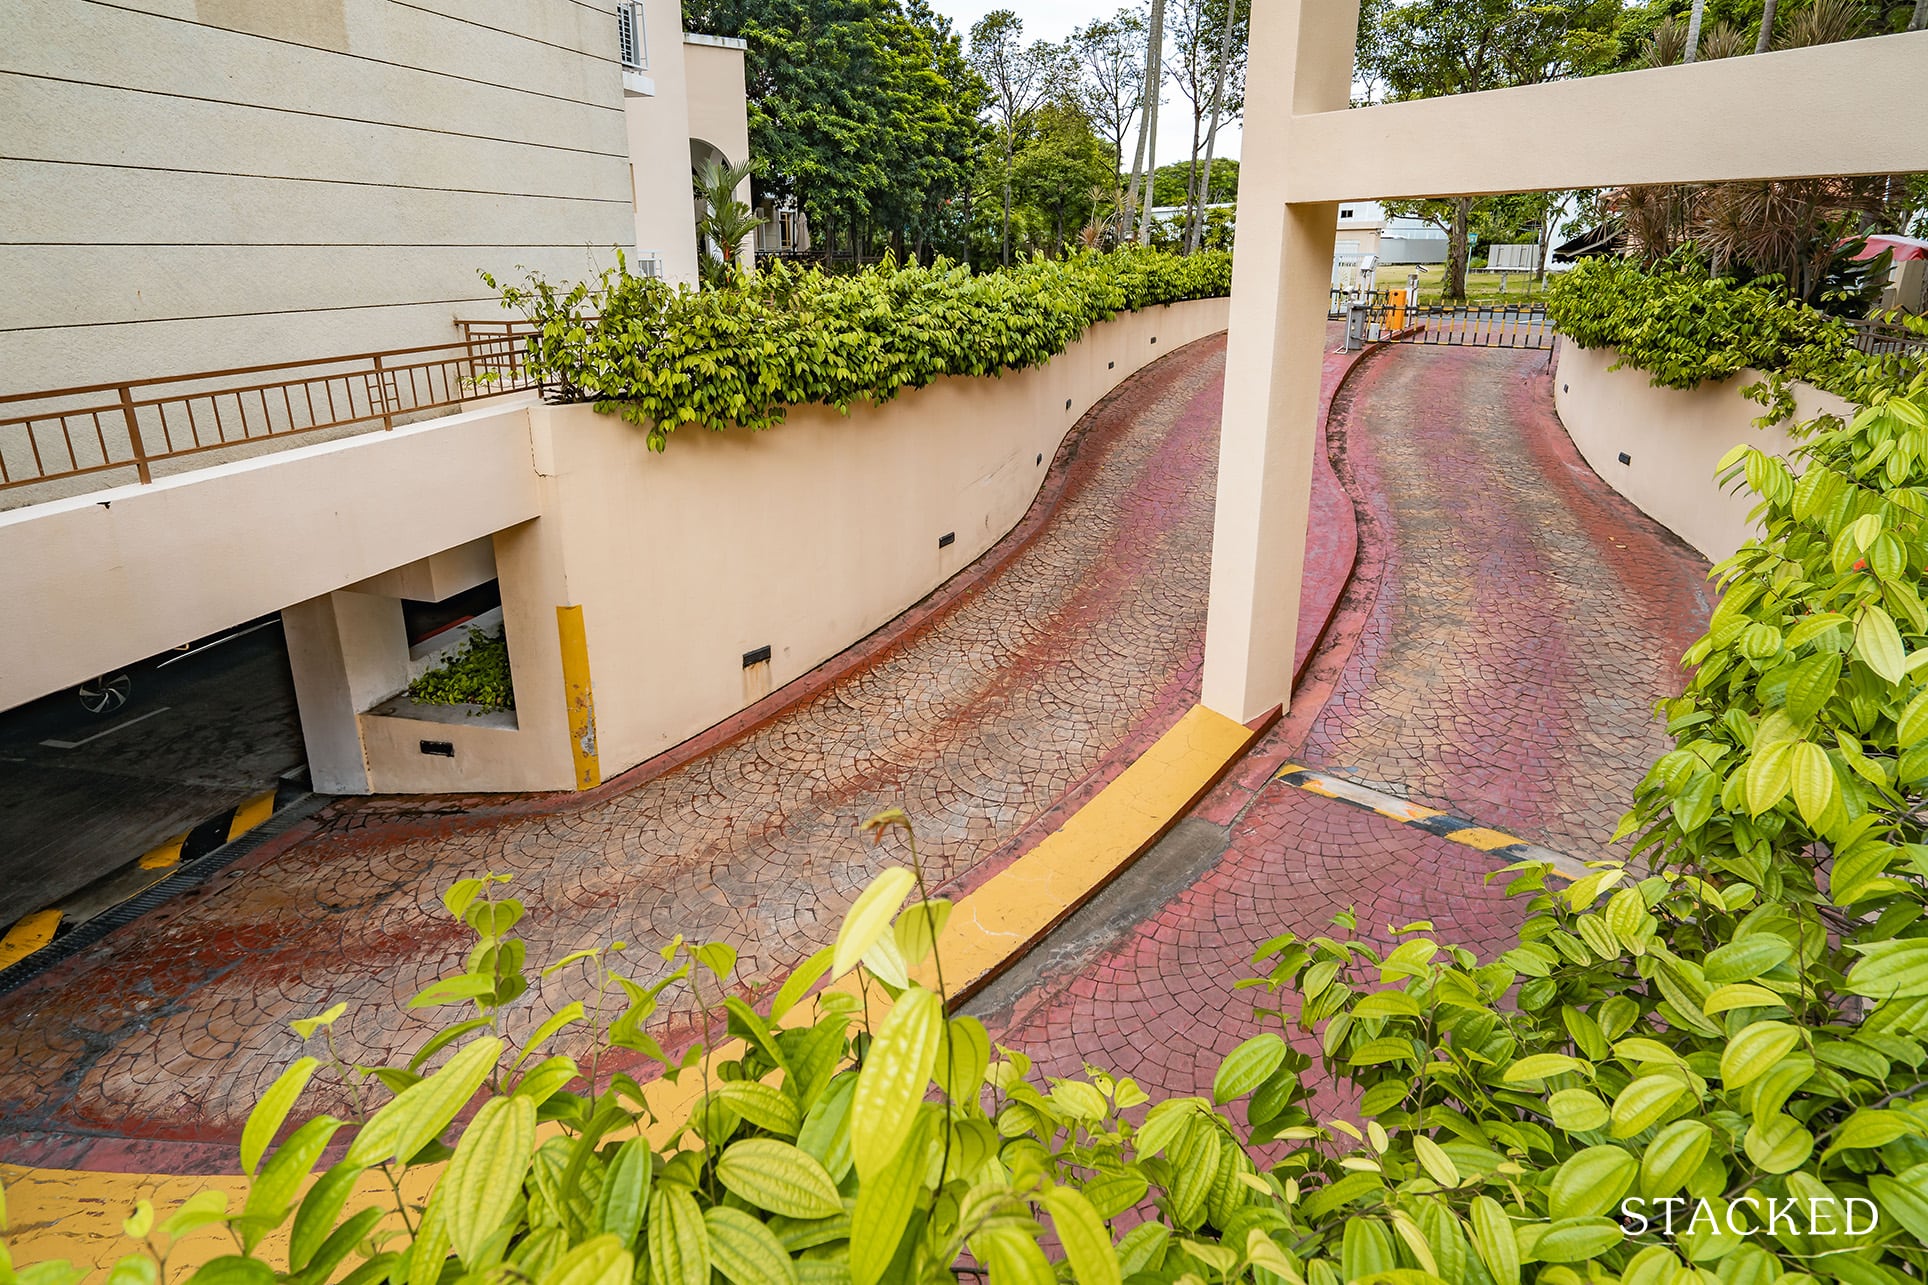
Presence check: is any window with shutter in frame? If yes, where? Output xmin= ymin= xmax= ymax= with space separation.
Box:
xmin=617 ymin=3 xmax=647 ymax=70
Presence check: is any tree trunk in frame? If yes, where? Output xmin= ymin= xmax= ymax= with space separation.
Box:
xmin=1121 ymin=2 xmax=1163 ymax=249
xmin=1683 ymin=0 xmax=1706 ymax=62
xmin=1536 ymin=198 xmax=1553 ymax=285
xmin=1183 ymin=141 xmax=1202 ymax=253
xmin=1135 ymin=0 xmax=1166 ymax=246
xmin=1187 ymin=0 xmax=1237 ymax=255
xmin=1447 ymin=196 xmax=1472 ymax=302
xmin=1912 ymin=0 xmax=1927 ymax=30
xmin=1001 ymin=124 xmax=1015 ymax=267
xmin=1755 ymin=0 xmax=1779 ymax=52
xmin=1002 ymin=131 xmax=1017 ymax=266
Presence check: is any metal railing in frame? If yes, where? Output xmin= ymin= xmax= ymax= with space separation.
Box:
xmin=1348 ymin=300 xmax=1554 ymax=351
xmin=1847 ymin=317 xmax=1928 ymax=363
xmin=617 ymin=0 xmax=648 ymax=70
xmin=0 ymin=326 xmax=542 ymax=496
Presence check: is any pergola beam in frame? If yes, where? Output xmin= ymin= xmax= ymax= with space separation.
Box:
xmin=1200 ymin=11 xmax=1928 ymax=727
xmin=1282 ymin=32 xmax=1928 ymax=203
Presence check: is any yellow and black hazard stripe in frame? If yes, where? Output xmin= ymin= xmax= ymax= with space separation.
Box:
xmin=1272 ymin=763 xmax=1592 ymax=881
xmin=0 ymin=780 xmax=305 ymax=973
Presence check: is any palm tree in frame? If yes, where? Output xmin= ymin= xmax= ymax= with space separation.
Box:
xmin=1755 ymin=0 xmax=1778 ymax=53
xmin=694 ymin=158 xmax=766 ymax=270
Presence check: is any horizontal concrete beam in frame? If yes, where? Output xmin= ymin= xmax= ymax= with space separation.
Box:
xmin=1284 ymin=31 xmax=1928 ymax=202
xmin=0 ymin=404 xmax=540 ymax=711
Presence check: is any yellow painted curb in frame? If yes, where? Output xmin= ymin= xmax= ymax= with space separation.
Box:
xmin=0 ymin=911 xmax=61 ymax=972
xmin=226 ymin=791 xmax=278 ymax=845
xmin=137 ymin=834 xmax=187 ymax=871
xmin=0 ymin=704 xmax=1260 ymax=1275
xmin=919 ymin=703 xmax=1259 ymax=1002
xmin=557 ymin=604 xmax=601 ymax=791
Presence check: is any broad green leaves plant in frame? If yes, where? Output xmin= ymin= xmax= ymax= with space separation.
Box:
xmin=485 ymin=248 xmax=1234 ymax=451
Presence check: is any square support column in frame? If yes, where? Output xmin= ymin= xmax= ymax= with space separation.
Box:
xmin=283 ymin=590 xmax=409 ymax=794
xmin=1199 ymin=0 xmax=1359 ymax=725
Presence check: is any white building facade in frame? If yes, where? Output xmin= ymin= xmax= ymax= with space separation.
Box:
xmin=1 ymin=0 xmax=747 ymax=394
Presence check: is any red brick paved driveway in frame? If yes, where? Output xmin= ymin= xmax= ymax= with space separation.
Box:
xmin=978 ymin=344 xmax=1714 ymax=1106
xmin=0 ymin=337 xmax=1244 ymax=1170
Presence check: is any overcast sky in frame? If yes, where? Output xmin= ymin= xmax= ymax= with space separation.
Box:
xmin=930 ymin=0 xmax=1245 ymax=167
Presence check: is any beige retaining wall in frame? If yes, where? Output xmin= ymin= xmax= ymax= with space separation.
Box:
xmin=354 ymin=297 xmax=1231 ymax=793
xmin=1552 ymin=342 xmax=1856 ymax=564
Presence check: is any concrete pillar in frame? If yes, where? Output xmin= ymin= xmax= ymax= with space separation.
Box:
xmin=283 ymin=590 xmax=409 ymax=794
xmin=1199 ymin=0 xmax=1359 ymax=724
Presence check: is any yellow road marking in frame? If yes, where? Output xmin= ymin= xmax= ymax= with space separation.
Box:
xmin=1443 ymin=826 xmax=1525 ymax=852
xmin=226 ymin=791 xmax=277 ymax=844
xmin=0 ymin=910 xmax=62 ymax=970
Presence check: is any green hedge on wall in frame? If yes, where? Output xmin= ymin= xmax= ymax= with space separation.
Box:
xmin=487 ymin=250 xmax=1233 ymax=451
xmin=1545 ymin=258 xmax=1925 ymax=419
xmin=1546 ymin=258 xmax=1861 ymax=393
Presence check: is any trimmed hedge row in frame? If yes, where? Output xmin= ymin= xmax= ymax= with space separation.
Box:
xmin=1545 ymin=257 xmax=1924 ymax=419
xmin=488 ymin=250 xmax=1233 ymax=450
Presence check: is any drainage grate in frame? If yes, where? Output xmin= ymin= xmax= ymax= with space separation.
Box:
xmin=0 ymin=792 xmax=333 ymax=998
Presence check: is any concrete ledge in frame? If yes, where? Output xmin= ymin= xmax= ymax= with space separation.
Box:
xmin=0 ymin=403 xmax=540 ymax=711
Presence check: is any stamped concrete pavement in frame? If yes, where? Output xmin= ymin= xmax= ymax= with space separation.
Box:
xmin=975 ymin=343 xmax=1715 ymax=1104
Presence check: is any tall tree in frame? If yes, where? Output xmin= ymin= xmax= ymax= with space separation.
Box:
xmin=1682 ymin=0 xmax=1707 ymax=59
xmin=1069 ymin=10 xmax=1147 ymax=233
xmin=895 ymin=0 xmax=989 ymax=262
xmin=1754 ymin=0 xmax=1778 ymax=52
xmin=1128 ymin=0 xmax=1167 ymax=244
xmin=1358 ymin=0 xmax=1620 ymax=300
xmin=1184 ymin=0 xmax=1245 ymax=253
xmin=1009 ymin=100 xmax=1115 ymax=256
xmin=969 ymin=11 xmax=1052 ymax=266
xmin=683 ymin=0 xmax=990 ymax=263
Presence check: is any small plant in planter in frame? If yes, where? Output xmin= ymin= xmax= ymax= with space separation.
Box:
xmin=408 ymin=627 xmax=514 ymax=714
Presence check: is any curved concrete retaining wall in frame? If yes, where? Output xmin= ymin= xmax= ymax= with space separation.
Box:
xmin=1552 ymin=342 xmax=1854 ymax=564
xmin=353 ymin=297 xmax=1231 ymax=793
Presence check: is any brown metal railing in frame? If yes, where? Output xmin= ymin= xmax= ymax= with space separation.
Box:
xmin=0 ymin=323 xmax=543 ymax=496
xmin=1846 ymin=317 xmax=1928 ymax=363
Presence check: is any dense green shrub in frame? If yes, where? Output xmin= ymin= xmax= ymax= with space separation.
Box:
xmin=16 ymin=381 xmax=1928 ymax=1283
xmin=1545 ymin=257 xmax=1866 ymax=396
xmin=483 ymin=250 xmax=1233 ymax=451
xmin=409 ymin=628 xmax=515 ymax=713
xmin=1547 ymin=257 xmax=1928 ymax=427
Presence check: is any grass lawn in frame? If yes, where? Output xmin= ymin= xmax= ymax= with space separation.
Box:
xmin=1394 ymin=262 xmax=1558 ymax=308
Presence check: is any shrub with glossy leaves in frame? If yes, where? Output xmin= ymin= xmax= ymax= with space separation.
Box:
xmin=1546 ymin=257 xmax=1862 ymax=396
xmin=483 ymin=250 xmax=1233 ymax=451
